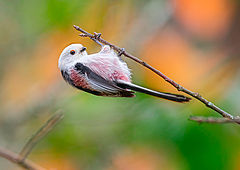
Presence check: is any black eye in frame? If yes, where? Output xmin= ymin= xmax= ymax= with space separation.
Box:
xmin=70 ymin=50 xmax=75 ymax=55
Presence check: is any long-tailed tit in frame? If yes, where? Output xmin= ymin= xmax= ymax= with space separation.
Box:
xmin=58 ymin=44 xmax=191 ymax=102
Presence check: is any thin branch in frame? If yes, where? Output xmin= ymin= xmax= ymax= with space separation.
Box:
xmin=0 ymin=147 xmax=45 ymax=170
xmin=19 ymin=112 xmax=64 ymax=161
xmin=0 ymin=112 xmax=64 ymax=169
xmin=189 ymin=116 xmax=240 ymax=124
xmin=73 ymin=25 xmax=238 ymax=124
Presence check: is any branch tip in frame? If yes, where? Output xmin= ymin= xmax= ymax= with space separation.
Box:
xmin=189 ymin=116 xmax=240 ymax=124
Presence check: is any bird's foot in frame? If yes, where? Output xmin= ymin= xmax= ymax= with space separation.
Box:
xmin=118 ymin=48 xmax=125 ymax=56
xmin=94 ymin=32 xmax=102 ymax=39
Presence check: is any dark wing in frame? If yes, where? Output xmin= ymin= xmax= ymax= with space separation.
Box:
xmin=75 ymin=63 xmax=134 ymax=97
xmin=61 ymin=70 xmax=102 ymax=96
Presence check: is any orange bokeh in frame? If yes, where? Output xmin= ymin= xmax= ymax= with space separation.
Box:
xmin=141 ymin=29 xmax=226 ymax=92
xmin=173 ymin=0 xmax=235 ymax=39
xmin=108 ymin=147 xmax=178 ymax=170
xmin=33 ymin=153 xmax=77 ymax=170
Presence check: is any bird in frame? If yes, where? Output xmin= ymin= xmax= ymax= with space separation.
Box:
xmin=58 ymin=44 xmax=191 ymax=102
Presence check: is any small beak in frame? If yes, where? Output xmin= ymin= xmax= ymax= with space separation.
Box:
xmin=80 ymin=47 xmax=87 ymax=53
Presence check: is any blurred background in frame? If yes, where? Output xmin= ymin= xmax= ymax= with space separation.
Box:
xmin=0 ymin=0 xmax=240 ymax=169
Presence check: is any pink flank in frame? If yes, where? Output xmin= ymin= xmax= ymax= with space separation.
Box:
xmin=111 ymin=70 xmax=130 ymax=82
xmin=70 ymin=69 xmax=90 ymax=89
xmin=87 ymin=58 xmax=131 ymax=82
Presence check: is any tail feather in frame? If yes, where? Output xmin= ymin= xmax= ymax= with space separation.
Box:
xmin=116 ymin=81 xmax=191 ymax=103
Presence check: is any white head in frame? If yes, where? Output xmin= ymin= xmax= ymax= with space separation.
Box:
xmin=58 ymin=44 xmax=88 ymax=70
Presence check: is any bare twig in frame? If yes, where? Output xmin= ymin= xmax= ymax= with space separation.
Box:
xmin=0 ymin=112 xmax=64 ymax=169
xmin=189 ymin=116 xmax=240 ymax=124
xmin=0 ymin=147 xmax=45 ymax=170
xmin=73 ymin=25 xmax=238 ymax=124
xmin=20 ymin=112 xmax=64 ymax=161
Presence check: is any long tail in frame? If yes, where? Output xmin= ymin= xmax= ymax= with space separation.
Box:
xmin=116 ymin=81 xmax=191 ymax=103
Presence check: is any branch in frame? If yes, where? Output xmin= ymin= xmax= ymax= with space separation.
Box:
xmin=73 ymin=25 xmax=239 ymax=124
xmin=189 ymin=116 xmax=240 ymax=124
xmin=0 ymin=112 xmax=64 ymax=170
xmin=0 ymin=147 xmax=45 ymax=170
xmin=20 ymin=112 xmax=64 ymax=161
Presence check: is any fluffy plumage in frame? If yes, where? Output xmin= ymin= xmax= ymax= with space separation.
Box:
xmin=58 ymin=44 xmax=191 ymax=102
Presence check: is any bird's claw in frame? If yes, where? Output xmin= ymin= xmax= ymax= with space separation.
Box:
xmin=118 ymin=48 xmax=125 ymax=56
xmin=94 ymin=32 xmax=101 ymax=39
